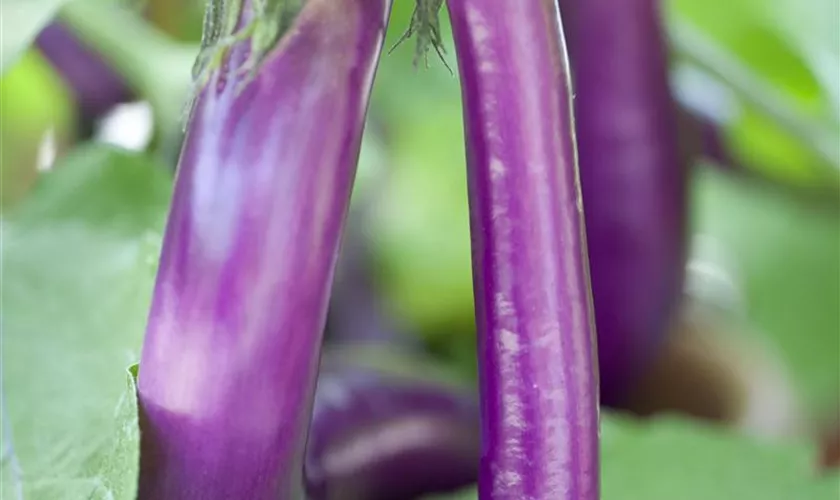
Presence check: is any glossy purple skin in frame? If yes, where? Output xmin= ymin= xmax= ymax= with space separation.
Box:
xmin=447 ymin=1 xmax=600 ymax=499
xmin=558 ymin=0 xmax=688 ymax=406
xmin=35 ymin=23 xmax=132 ymax=122
xmin=306 ymin=366 xmax=480 ymax=500
xmin=135 ymin=1 xmax=391 ymax=499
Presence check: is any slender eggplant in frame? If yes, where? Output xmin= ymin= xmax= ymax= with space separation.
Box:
xmin=306 ymin=351 xmax=480 ymax=500
xmin=135 ymin=1 xmax=392 ymax=498
xmin=447 ymin=1 xmax=600 ymax=499
xmin=557 ymin=0 xmax=688 ymax=406
xmin=35 ymin=22 xmax=132 ymax=132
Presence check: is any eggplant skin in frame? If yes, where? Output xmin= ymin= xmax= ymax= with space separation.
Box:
xmin=135 ymin=2 xmax=392 ymax=499
xmin=448 ymin=0 xmax=600 ymax=498
xmin=559 ymin=0 xmax=689 ymax=407
xmin=306 ymin=368 xmax=480 ymax=500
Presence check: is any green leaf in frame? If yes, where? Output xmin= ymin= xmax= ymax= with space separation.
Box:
xmin=600 ymin=416 xmax=838 ymax=500
xmin=759 ymin=0 xmax=840 ymax=116
xmin=424 ymin=414 xmax=840 ymax=500
xmin=1 ymin=144 xmax=172 ymax=499
xmin=667 ymin=0 xmax=840 ymax=189
xmin=668 ymin=0 xmax=834 ymax=116
xmin=1 ymin=0 xmax=70 ymax=74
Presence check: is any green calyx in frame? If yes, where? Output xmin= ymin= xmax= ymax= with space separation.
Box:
xmin=185 ymin=0 xmax=302 ymax=117
xmin=184 ymin=0 xmax=450 ymax=122
xmin=392 ymin=0 xmax=451 ymax=73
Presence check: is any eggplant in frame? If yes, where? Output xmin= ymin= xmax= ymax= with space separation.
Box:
xmin=306 ymin=351 xmax=480 ymax=500
xmin=447 ymin=1 xmax=600 ymax=498
xmin=558 ymin=0 xmax=689 ymax=406
xmin=135 ymin=1 xmax=392 ymax=498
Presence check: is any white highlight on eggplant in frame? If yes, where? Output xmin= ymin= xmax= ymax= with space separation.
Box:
xmin=498 ymin=328 xmax=527 ymax=430
xmin=316 ymin=375 xmax=353 ymax=410
xmin=142 ymin=294 xmax=215 ymax=417
xmin=190 ymin=123 xmax=243 ymax=264
xmin=498 ymin=328 xmax=521 ymax=354
xmin=321 ymin=415 xmax=463 ymax=477
xmin=490 ymin=157 xmax=507 ymax=179
xmin=495 ymin=292 xmax=515 ymax=318
xmin=466 ymin=7 xmax=496 ymax=73
xmin=494 ymin=468 xmax=525 ymax=493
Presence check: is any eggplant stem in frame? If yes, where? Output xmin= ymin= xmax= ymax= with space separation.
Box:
xmin=389 ymin=0 xmax=452 ymax=74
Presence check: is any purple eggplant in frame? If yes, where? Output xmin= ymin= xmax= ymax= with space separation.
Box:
xmin=306 ymin=353 xmax=480 ymax=500
xmin=135 ymin=1 xmax=391 ymax=498
xmin=35 ymin=22 xmax=132 ymax=129
xmin=447 ymin=1 xmax=600 ymax=499
xmin=558 ymin=0 xmax=688 ymax=407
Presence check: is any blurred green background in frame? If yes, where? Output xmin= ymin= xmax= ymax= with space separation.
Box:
xmin=1 ymin=0 xmax=838 ymax=498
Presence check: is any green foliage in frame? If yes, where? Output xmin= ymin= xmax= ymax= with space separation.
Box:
xmin=1 ymin=145 xmax=171 ymax=499
xmin=668 ymin=0 xmax=840 ymax=188
xmin=599 ymin=415 xmax=838 ymax=500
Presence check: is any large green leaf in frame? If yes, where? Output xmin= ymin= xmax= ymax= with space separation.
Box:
xmin=670 ymin=0 xmax=839 ymax=118
xmin=599 ymin=416 xmax=838 ymax=500
xmin=425 ymin=414 xmax=840 ymax=500
xmin=1 ymin=144 xmax=171 ymax=499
